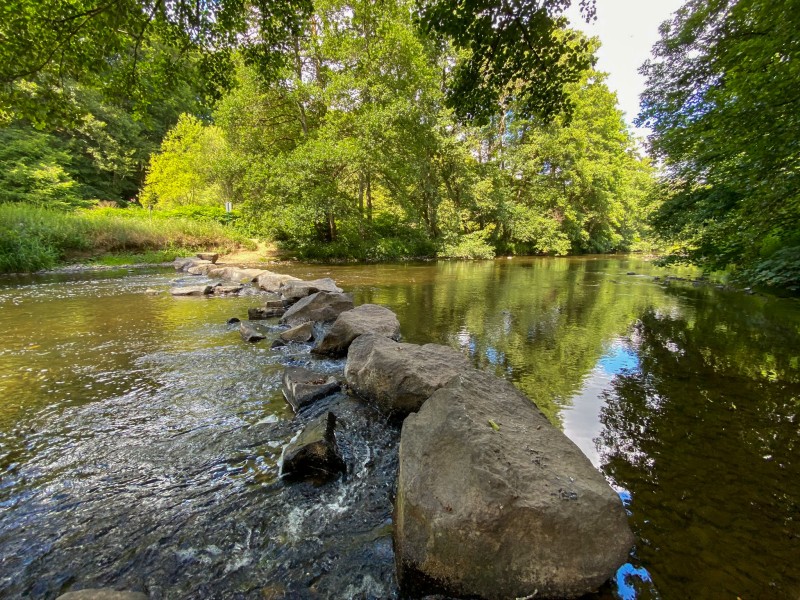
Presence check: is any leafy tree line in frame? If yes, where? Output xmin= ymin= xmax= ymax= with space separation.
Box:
xmin=640 ymin=0 xmax=800 ymax=290
xmin=141 ymin=0 xmax=655 ymax=259
xmin=1 ymin=0 xmax=655 ymax=261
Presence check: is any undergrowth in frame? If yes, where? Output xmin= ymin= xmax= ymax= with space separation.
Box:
xmin=0 ymin=204 xmax=253 ymax=273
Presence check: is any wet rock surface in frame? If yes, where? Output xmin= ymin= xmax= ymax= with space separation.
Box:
xmin=213 ymin=284 xmax=243 ymax=295
xmin=281 ymin=292 xmax=354 ymax=327
xmin=344 ymin=334 xmax=471 ymax=416
xmin=257 ymin=271 xmax=301 ymax=293
xmin=207 ymin=267 xmax=266 ymax=283
xmin=239 ymin=321 xmax=268 ymax=342
xmin=57 ymin=590 xmax=148 ymax=600
xmin=280 ymin=412 xmax=346 ymax=482
xmin=313 ymin=304 xmax=401 ymax=357
xmin=248 ymin=306 xmax=286 ymax=320
xmin=281 ymin=322 xmax=316 ymax=343
xmin=282 ymin=367 xmax=341 ymax=413
xmin=396 ymin=369 xmax=634 ymax=600
xmin=170 ymin=285 xmax=212 ymax=296
xmin=279 ymin=278 xmax=344 ymax=304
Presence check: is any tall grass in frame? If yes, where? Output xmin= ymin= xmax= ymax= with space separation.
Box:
xmin=0 ymin=204 xmax=253 ymax=273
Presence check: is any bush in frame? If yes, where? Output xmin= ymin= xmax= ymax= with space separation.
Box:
xmin=440 ymin=230 xmax=496 ymax=260
xmin=743 ymin=246 xmax=800 ymax=292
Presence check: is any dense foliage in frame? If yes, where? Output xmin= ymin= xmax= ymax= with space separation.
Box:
xmin=2 ymin=0 xmax=658 ymax=267
xmin=639 ymin=0 xmax=800 ymax=289
xmin=140 ymin=1 xmax=654 ymax=259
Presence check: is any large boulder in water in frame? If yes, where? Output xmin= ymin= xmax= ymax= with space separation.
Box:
xmin=344 ymin=334 xmax=471 ymax=416
xmin=282 ymin=367 xmax=340 ymax=412
xmin=312 ymin=304 xmax=401 ymax=357
xmin=279 ymin=278 xmax=343 ymax=303
xmin=280 ymin=412 xmax=345 ymax=481
xmin=207 ymin=267 xmax=266 ymax=283
xmin=280 ymin=291 xmax=354 ymax=327
xmin=395 ymin=369 xmax=634 ymax=600
xmin=257 ymin=270 xmax=302 ymax=293
xmin=187 ymin=263 xmax=219 ymax=276
xmin=280 ymin=322 xmax=316 ymax=343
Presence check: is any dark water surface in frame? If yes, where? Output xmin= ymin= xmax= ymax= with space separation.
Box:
xmin=0 ymin=257 xmax=798 ymax=599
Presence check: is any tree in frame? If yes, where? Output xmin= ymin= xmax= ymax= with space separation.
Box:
xmin=141 ymin=114 xmax=228 ymax=207
xmin=0 ymin=0 xmax=313 ymax=121
xmin=417 ymin=0 xmax=596 ymax=123
xmin=639 ymin=0 xmax=800 ymax=287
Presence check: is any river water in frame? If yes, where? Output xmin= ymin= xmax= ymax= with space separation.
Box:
xmin=0 ymin=257 xmax=798 ymax=599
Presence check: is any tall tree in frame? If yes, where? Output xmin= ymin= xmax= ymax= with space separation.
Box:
xmin=639 ymin=0 xmax=800 ymax=287
xmin=417 ymin=0 xmax=596 ymax=123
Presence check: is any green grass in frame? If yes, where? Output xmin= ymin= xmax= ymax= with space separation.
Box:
xmin=0 ymin=204 xmax=254 ymax=273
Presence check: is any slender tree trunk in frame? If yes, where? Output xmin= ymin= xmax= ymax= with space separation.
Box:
xmin=366 ymin=171 xmax=373 ymax=224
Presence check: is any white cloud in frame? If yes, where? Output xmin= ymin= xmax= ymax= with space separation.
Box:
xmin=566 ymin=0 xmax=685 ymax=140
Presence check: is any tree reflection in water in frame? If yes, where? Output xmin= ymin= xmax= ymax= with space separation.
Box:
xmin=598 ymin=298 xmax=800 ymax=599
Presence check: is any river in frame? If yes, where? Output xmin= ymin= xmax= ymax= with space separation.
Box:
xmin=0 ymin=257 xmax=798 ymax=599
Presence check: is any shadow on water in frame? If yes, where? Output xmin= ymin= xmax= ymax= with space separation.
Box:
xmin=597 ymin=285 xmax=800 ymax=599
xmin=0 ymin=258 xmax=798 ymax=599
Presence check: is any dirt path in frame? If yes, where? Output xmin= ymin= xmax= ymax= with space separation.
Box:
xmin=218 ymin=240 xmax=286 ymax=265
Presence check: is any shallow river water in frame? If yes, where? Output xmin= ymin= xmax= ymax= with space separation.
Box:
xmin=0 ymin=257 xmax=798 ymax=599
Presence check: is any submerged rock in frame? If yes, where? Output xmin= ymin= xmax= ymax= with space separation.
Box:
xmin=257 ymin=271 xmax=301 ymax=293
xmin=57 ymin=590 xmax=148 ymax=600
xmin=170 ymin=285 xmax=213 ymax=296
xmin=280 ymin=322 xmax=316 ymax=343
xmin=344 ymin=334 xmax=471 ymax=416
xmin=248 ymin=306 xmax=286 ymax=320
xmin=313 ymin=304 xmax=401 ymax=357
xmin=282 ymin=367 xmax=340 ymax=412
xmin=239 ymin=321 xmax=268 ymax=342
xmin=395 ymin=369 xmax=634 ymax=600
xmin=227 ymin=317 xmax=241 ymax=324
xmin=280 ymin=412 xmax=345 ymax=481
xmin=279 ymin=278 xmax=343 ymax=303
xmin=280 ymin=291 xmax=354 ymax=327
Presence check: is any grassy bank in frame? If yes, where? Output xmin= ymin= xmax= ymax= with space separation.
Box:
xmin=0 ymin=204 xmax=254 ymax=273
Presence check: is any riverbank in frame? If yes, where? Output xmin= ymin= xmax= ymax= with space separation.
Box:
xmin=0 ymin=204 xmax=254 ymax=274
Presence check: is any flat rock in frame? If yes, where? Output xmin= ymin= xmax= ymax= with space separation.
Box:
xmin=196 ymin=252 xmax=219 ymax=263
xmin=172 ymin=257 xmax=195 ymax=271
xmin=344 ymin=334 xmax=471 ymax=416
xmin=207 ymin=267 xmax=266 ymax=283
xmin=313 ymin=304 xmax=400 ymax=357
xmin=280 ymin=291 xmax=354 ymax=327
xmin=396 ymin=369 xmax=634 ymax=600
xmin=280 ymin=412 xmax=345 ymax=481
xmin=213 ymin=284 xmax=243 ymax=295
xmin=279 ymin=278 xmax=343 ymax=303
xmin=257 ymin=270 xmax=302 ymax=293
xmin=280 ymin=322 xmax=315 ymax=343
xmin=57 ymin=590 xmax=148 ymax=600
xmin=187 ymin=263 xmax=219 ymax=276
xmin=170 ymin=285 xmax=213 ymax=296
xmin=248 ymin=306 xmax=286 ymax=320
xmin=239 ymin=321 xmax=268 ymax=342
xmin=282 ymin=367 xmax=340 ymax=412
